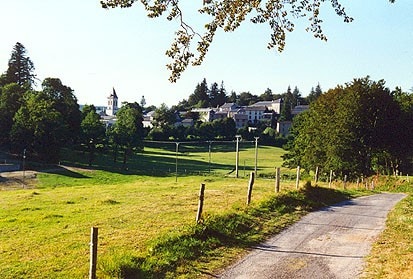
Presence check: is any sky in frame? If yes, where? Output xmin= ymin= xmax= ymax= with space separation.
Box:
xmin=0 ymin=0 xmax=412 ymax=107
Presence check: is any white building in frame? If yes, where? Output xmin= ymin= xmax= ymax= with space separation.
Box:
xmin=106 ymin=88 xmax=119 ymax=116
xmin=277 ymin=121 xmax=292 ymax=137
xmin=249 ymin=99 xmax=282 ymax=114
xmin=191 ymin=108 xmax=215 ymax=122
xmin=244 ymin=106 xmax=267 ymax=124
xmin=143 ymin=111 xmax=155 ymax=128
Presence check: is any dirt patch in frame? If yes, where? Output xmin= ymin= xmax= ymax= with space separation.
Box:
xmin=0 ymin=171 xmax=37 ymax=190
xmin=0 ymin=165 xmax=93 ymax=190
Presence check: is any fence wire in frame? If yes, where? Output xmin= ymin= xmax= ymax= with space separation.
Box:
xmin=142 ymin=140 xmax=278 ymax=177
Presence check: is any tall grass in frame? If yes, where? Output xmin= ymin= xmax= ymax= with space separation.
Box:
xmin=362 ymin=176 xmax=413 ymax=278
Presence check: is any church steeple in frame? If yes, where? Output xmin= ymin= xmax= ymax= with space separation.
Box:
xmin=106 ymin=87 xmax=118 ymax=116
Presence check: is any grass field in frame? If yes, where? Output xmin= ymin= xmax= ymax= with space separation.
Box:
xmin=362 ymin=177 xmax=413 ymax=279
xmin=59 ymin=141 xmax=288 ymax=178
xmin=1 ymin=144 xmax=411 ymax=278
xmin=0 ymin=144 xmax=295 ymax=278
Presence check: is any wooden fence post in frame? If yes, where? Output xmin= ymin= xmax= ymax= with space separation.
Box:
xmin=275 ymin=167 xmax=280 ymax=193
xmin=295 ymin=166 xmax=300 ymax=190
xmin=196 ymin=183 xmax=206 ymax=223
xmin=314 ymin=166 xmax=319 ymax=184
xmin=247 ymin=172 xmax=255 ymax=205
xmin=329 ymin=170 xmax=333 ymax=188
xmin=343 ymin=175 xmax=347 ymax=190
xmin=89 ymin=227 xmax=98 ymax=279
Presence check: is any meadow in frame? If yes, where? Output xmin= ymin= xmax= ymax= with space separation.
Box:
xmin=362 ymin=178 xmax=413 ymax=279
xmin=0 ymin=143 xmax=284 ymax=278
xmin=0 ymin=142 xmax=411 ymax=278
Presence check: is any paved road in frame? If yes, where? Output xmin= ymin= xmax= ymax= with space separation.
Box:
xmin=218 ymin=193 xmax=406 ymax=279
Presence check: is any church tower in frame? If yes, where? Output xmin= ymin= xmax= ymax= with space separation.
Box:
xmin=106 ymin=87 xmax=118 ymax=116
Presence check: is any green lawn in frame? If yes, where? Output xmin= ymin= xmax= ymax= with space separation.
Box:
xmin=1 ymin=144 xmax=411 ymax=278
xmin=0 ymin=145 xmax=296 ymax=278
xmin=1 ymin=175 xmax=254 ymax=278
xmin=60 ymin=141 xmax=288 ymax=178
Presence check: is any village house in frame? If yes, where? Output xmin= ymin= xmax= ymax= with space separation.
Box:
xmin=249 ymin=99 xmax=282 ymax=114
xmin=244 ymin=106 xmax=267 ymax=124
xmin=89 ymin=90 xmax=307 ymax=137
xmin=292 ymin=105 xmax=310 ymax=116
xmin=277 ymin=121 xmax=292 ymax=137
xmin=143 ymin=111 xmax=155 ymax=128
xmin=191 ymin=108 xmax=215 ymax=122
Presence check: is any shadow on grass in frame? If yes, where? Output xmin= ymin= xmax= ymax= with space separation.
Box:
xmin=59 ymin=148 xmax=236 ymax=178
xmin=41 ymin=165 xmax=90 ymax=179
xmin=107 ymin=186 xmax=354 ymax=278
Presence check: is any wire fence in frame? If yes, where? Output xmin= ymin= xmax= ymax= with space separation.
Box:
xmin=142 ymin=140 xmax=284 ymax=178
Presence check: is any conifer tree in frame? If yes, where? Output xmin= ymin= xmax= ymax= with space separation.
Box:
xmin=1 ymin=42 xmax=36 ymax=88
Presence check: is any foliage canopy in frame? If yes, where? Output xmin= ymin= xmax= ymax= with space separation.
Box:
xmin=283 ymin=77 xmax=412 ymax=178
xmin=0 ymin=42 xmax=36 ymax=88
xmin=101 ymin=0 xmax=395 ymax=82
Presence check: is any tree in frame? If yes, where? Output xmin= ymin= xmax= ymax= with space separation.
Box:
xmin=109 ymin=103 xmax=144 ymax=166
xmin=148 ymin=104 xmax=177 ymax=140
xmin=0 ymin=83 xmax=26 ymax=144
xmin=216 ymin=81 xmax=228 ymax=106
xmin=198 ymin=121 xmax=215 ymax=140
xmin=81 ymin=104 xmax=97 ymax=119
xmin=173 ymin=98 xmax=191 ymax=111
xmin=205 ymin=81 xmax=227 ymax=107
xmin=238 ymin=92 xmax=258 ymax=106
xmin=80 ymin=105 xmax=106 ymax=166
xmin=392 ymin=87 xmax=413 ymax=173
xmin=188 ymin=78 xmax=209 ymax=107
xmin=292 ymin=86 xmax=303 ymax=106
xmin=279 ymin=86 xmax=293 ymax=121
xmin=100 ymin=0 xmax=368 ymax=82
xmin=219 ymin=117 xmax=236 ymax=140
xmin=260 ymin=88 xmax=273 ymax=101
xmin=10 ymin=91 xmax=65 ymax=162
xmin=209 ymin=82 xmax=220 ymax=107
xmin=306 ymin=83 xmax=323 ymax=104
xmin=283 ymin=77 xmax=410 ymax=178
xmin=1 ymin=42 xmax=36 ymax=88
xmin=42 ymin=78 xmax=81 ymax=143
xmin=228 ymin=91 xmax=238 ymax=103
xmin=152 ymin=103 xmax=176 ymax=128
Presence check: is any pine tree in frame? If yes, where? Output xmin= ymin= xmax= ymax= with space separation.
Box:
xmin=260 ymin=88 xmax=273 ymax=101
xmin=306 ymin=83 xmax=323 ymax=103
xmin=188 ymin=78 xmax=209 ymax=108
xmin=216 ymin=81 xmax=227 ymax=106
xmin=293 ymin=86 xmax=303 ymax=106
xmin=280 ymin=86 xmax=293 ymax=121
xmin=2 ymin=42 xmax=36 ymax=88
xmin=209 ymin=82 xmax=219 ymax=107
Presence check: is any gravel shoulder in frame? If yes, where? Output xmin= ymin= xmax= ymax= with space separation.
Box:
xmin=218 ymin=193 xmax=406 ymax=279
